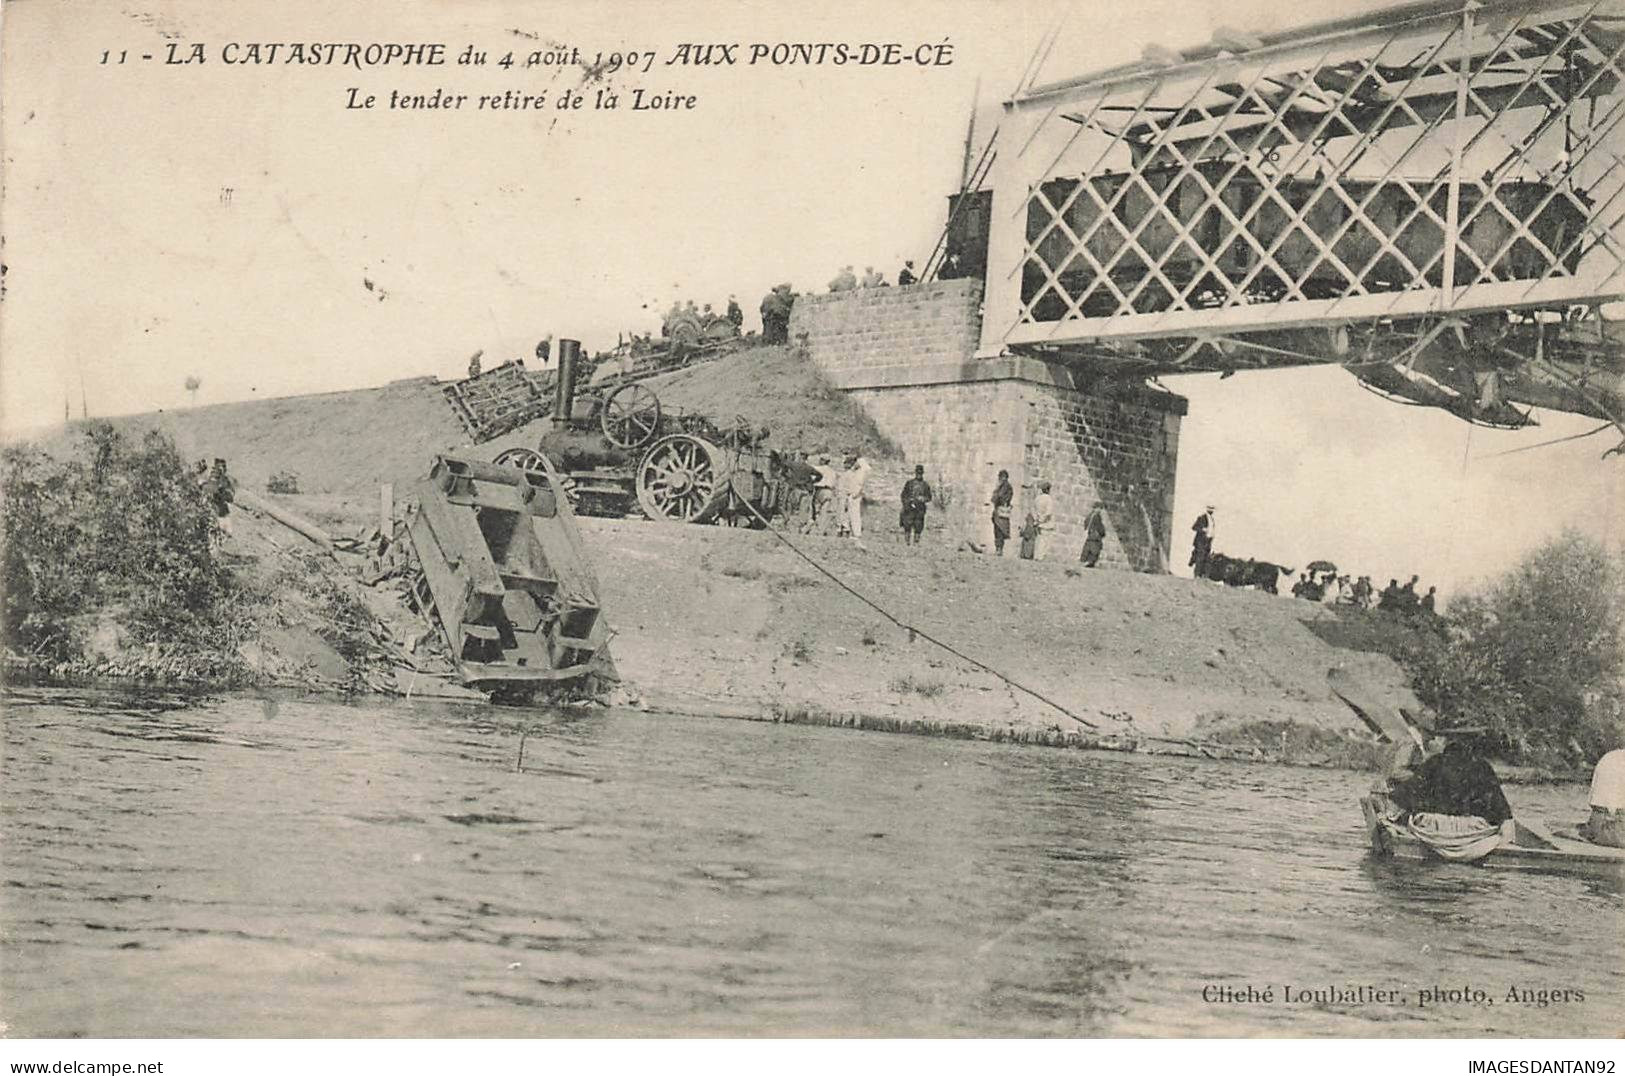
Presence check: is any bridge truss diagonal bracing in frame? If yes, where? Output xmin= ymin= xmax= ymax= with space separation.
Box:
xmin=982 ymin=0 xmax=1625 ymax=360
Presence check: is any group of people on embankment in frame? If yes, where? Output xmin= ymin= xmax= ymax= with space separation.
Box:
xmin=779 ymin=451 xmax=875 ymax=543
xmin=986 ymin=471 xmax=1108 ymax=566
xmin=1190 ymin=505 xmax=1444 ymax=611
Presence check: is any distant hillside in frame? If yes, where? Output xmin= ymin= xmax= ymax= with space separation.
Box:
xmin=37 ymin=377 xmax=471 ymax=498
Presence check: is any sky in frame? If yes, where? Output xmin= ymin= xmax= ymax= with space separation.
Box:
xmin=1 ymin=0 xmax=1619 ymax=598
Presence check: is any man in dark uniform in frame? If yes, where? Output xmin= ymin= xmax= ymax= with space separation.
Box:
xmin=897 ymin=260 xmax=917 ymax=286
xmin=1080 ymin=507 xmax=1107 ymax=567
xmin=899 ymin=465 xmax=933 ymax=546
xmin=1189 ymin=505 xmax=1214 ymax=578
xmin=759 ymin=288 xmax=783 ymax=344
xmin=990 ymin=469 xmax=1014 ymax=556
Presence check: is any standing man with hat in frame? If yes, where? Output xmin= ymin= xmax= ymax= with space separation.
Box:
xmin=1190 ymin=504 xmax=1216 ymax=578
xmin=899 ymin=465 xmax=933 ymax=547
xmin=1032 ymin=481 xmax=1057 ymax=561
xmin=990 ymin=470 xmax=1014 ymax=556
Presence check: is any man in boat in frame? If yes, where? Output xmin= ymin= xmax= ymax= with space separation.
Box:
xmin=1584 ymin=747 xmax=1625 ymax=848
xmin=1387 ymin=733 xmax=1512 ymax=828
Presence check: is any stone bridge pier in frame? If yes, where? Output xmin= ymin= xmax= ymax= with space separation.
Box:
xmin=788 ymin=279 xmax=1185 ymax=572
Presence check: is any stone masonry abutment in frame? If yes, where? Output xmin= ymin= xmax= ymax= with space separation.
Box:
xmin=789 ymin=279 xmax=1185 ymax=571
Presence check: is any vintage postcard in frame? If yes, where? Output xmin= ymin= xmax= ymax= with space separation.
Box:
xmin=1 ymin=0 xmax=1622 ymax=1053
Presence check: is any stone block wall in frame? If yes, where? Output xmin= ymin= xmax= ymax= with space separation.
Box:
xmin=789 ymin=280 xmax=984 ymax=381
xmin=789 ymin=279 xmax=1185 ymax=569
xmin=1021 ymin=384 xmax=1184 ymax=572
xmin=845 ymin=380 xmax=1028 ymax=545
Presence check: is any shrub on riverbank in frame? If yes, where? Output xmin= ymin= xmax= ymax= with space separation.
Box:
xmin=1335 ymin=531 xmax=1624 ymax=771
xmin=1 ymin=424 xmax=256 ymax=681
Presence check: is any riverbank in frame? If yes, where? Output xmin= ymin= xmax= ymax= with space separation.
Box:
xmin=3 ymin=477 xmax=1424 ymax=768
xmin=8 ymin=351 xmax=1442 ymax=772
xmin=240 ymin=487 xmax=1447 ymax=768
xmin=577 ymin=517 xmax=1420 ymax=769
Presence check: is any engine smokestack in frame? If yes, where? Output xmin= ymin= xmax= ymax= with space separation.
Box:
xmin=552 ymin=338 xmax=581 ymax=424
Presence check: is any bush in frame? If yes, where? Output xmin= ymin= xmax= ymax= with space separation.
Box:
xmin=267 ymin=470 xmax=301 ymax=494
xmin=889 ymin=673 xmax=946 ymax=699
xmin=2 ymin=424 xmax=246 ymax=667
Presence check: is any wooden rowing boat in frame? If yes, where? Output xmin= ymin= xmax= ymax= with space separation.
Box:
xmin=1362 ymin=794 xmax=1625 ymax=878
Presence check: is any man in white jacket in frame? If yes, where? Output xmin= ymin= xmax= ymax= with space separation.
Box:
xmin=1033 ymin=480 xmax=1056 ymax=560
xmin=839 ymin=455 xmax=871 ymax=544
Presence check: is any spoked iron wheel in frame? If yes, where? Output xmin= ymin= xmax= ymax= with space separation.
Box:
xmin=636 ymin=434 xmax=723 ymax=523
xmin=600 ymin=382 xmax=662 ymax=450
xmin=493 ymin=447 xmax=579 ymax=509
xmin=493 ymin=446 xmax=547 ymax=474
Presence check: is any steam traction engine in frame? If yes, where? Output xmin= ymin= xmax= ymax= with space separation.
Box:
xmin=493 ymin=339 xmax=790 ymax=525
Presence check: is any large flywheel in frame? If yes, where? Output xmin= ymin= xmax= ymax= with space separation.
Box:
xmin=494 ymin=447 xmax=579 ymax=509
xmin=636 ymin=434 xmax=725 ymax=523
xmin=493 ymin=446 xmax=546 ymax=473
xmin=600 ymin=382 xmax=662 ymax=450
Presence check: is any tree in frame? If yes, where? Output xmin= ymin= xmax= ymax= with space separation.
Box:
xmin=184 ymin=375 xmax=201 ymax=406
xmin=2 ymin=426 xmax=233 ymax=663
xmin=1411 ymin=530 xmax=1625 ymax=767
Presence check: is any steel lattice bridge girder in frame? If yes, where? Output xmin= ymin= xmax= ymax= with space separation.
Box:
xmin=981 ymin=0 xmax=1625 ymax=359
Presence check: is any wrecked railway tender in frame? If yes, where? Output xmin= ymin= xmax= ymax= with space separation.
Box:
xmin=404 ymin=453 xmax=607 ymax=696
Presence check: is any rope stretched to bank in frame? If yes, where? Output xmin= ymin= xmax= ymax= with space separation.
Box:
xmin=739 ymin=499 xmax=1099 ymax=731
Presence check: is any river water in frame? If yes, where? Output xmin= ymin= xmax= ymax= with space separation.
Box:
xmin=3 ymin=687 xmax=1620 ymax=1038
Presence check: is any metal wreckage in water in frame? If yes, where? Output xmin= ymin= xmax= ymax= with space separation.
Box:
xmin=402 ymin=449 xmax=609 ymax=701
xmin=403 ymin=338 xmax=799 ymax=699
